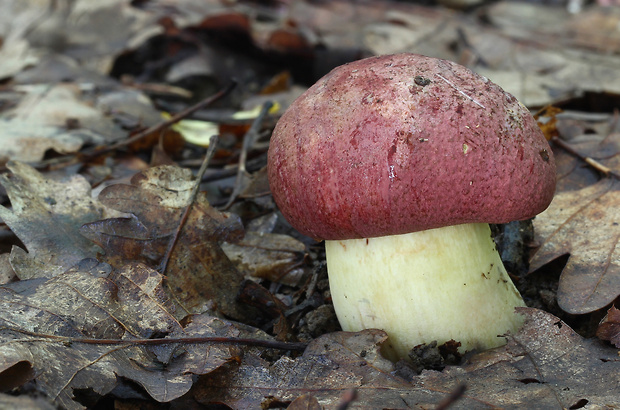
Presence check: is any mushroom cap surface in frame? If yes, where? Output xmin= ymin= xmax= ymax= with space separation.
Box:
xmin=268 ymin=53 xmax=556 ymax=240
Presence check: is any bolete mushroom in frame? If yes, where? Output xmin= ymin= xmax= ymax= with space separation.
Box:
xmin=267 ymin=53 xmax=556 ymax=360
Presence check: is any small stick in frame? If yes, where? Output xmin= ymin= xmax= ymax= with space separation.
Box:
xmin=158 ymin=134 xmax=219 ymax=275
xmin=551 ymin=136 xmax=619 ymax=179
xmin=222 ymin=101 xmax=273 ymax=209
xmin=7 ymin=328 xmax=308 ymax=351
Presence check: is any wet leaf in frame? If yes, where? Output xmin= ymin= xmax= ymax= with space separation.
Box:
xmin=193 ymin=308 xmax=620 ymax=409
xmin=530 ymin=178 xmax=620 ymax=314
xmin=0 ymin=260 xmax=243 ymax=410
xmin=81 ymin=165 xmax=248 ymax=320
xmin=0 ymin=162 xmax=104 ymax=279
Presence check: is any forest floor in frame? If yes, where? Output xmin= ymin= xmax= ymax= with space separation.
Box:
xmin=0 ymin=0 xmax=618 ymax=409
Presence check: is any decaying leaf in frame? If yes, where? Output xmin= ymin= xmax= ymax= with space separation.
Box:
xmin=0 ymin=162 xmax=103 ymax=279
xmin=552 ymin=134 xmax=604 ymax=192
xmin=531 ymin=130 xmax=620 ymax=315
xmin=238 ymin=166 xmax=272 ymax=200
xmin=221 ymin=231 xmax=306 ymax=286
xmin=193 ymin=329 xmax=408 ymax=408
xmin=80 ymin=165 xmax=248 ymax=320
xmin=0 ymin=393 xmax=56 ymax=410
xmin=597 ymin=305 xmax=620 ymax=348
xmin=193 ymin=308 xmax=620 ymax=409
xmin=420 ymin=307 xmax=620 ymax=408
xmin=287 ymin=394 xmax=322 ymax=410
xmin=0 ymin=2 xmax=618 ymax=408
xmin=530 ymin=178 xmax=620 ymax=314
xmin=0 ymin=84 xmax=120 ymax=162
xmin=0 ymin=260 xmax=245 ymax=410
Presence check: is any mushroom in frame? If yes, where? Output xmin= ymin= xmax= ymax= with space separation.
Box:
xmin=267 ymin=53 xmax=556 ymax=360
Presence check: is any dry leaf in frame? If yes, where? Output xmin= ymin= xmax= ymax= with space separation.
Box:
xmin=596 ymin=305 xmax=620 ymax=347
xmin=531 ymin=131 xmax=620 ymax=315
xmin=221 ymin=231 xmax=306 ymax=286
xmin=193 ymin=329 xmax=407 ymax=408
xmin=22 ymin=0 xmax=152 ymax=75
xmin=81 ymin=165 xmax=248 ymax=320
xmin=0 ymin=0 xmax=41 ymax=80
xmin=0 ymin=162 xmax=103 ymax=279
xmin=553 ymin=134 xmax=604 ymax=192
xmin=193 ymin=308 xmax=620 ymax=408
xmin=0 ymin=393 xmax=55 ymax=410
xmin=567 ymin=7 xmax=620 ymax=53
xmin=0 ymin=260 xmax=244 ymax=410
xmin=287 ymin=394 xmax=322 ymax=410
xmin=0 ymin=84 xmax=119 ymax=162
xmin=420 ymin=307 xmax=620 ymax=408
xmin=530 ymin=178 xmax=620 ymax=314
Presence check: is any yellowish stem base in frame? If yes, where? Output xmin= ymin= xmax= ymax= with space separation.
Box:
xmin=325 ymin=223 xmax=525 ymax=361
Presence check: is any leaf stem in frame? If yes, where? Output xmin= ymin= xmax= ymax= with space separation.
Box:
xmin=6 ymin=328 xmax=308 ymax=351
xmin=551 ymin=136 xmax=619 ymax=179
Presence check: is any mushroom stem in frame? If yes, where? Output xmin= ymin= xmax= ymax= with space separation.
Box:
xmin=325 ymin=222 xmax=525 ymax=361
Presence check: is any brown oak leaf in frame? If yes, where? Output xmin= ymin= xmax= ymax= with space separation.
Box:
xmin=0 ymin=260 xmax=244 ymax=410
xmin=0 ymin=162 xmax=103 ymax=279
xmin=531 ymin=178 xmax=620 ymax=314
xmin=80 ymin=165 xmax=248 ymax=320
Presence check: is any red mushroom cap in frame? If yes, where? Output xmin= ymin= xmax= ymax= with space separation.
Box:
xmin=268 ymin=53 xmax=556 ymax=240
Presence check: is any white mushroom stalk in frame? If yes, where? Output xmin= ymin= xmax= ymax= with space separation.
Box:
xmin=326 ymin=223 xmax=525 ymax=361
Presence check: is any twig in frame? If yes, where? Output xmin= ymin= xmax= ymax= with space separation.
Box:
xmin=435 ymin=384 xmax=467 ymax=410
xmin=551 ymin=136 xmax=619 ymax=179
xmin=121 ymin=78 xmax=193 ymax=98
xmin=336 ymin=389 xmax=357 ymax=410
xmin=158 ymin=134 xmax=219 ymax=275
xmin=32 ymin=80 xmax=237 ymax=170
xmin=85 ymin=81 xmax=237 ymax=159
xmin=222 ymin=101 xmax=273 ymax=210
xmin=6 ymin=328 xmax=308 ymax=351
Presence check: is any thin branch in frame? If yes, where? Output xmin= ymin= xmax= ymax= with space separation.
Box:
xmin=158 ymin=134 xmax=219 ymax=275
xmin=435 ymin=384 xmax=467 ymax=410
xmin=6 ymin=328 xmax=308 ymax=351
xmin=551 ymin=136 xmax=620 ymax=180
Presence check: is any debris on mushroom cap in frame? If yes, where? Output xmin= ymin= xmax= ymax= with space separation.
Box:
xmin=268 ymin=53 xmax=556 ymax=240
